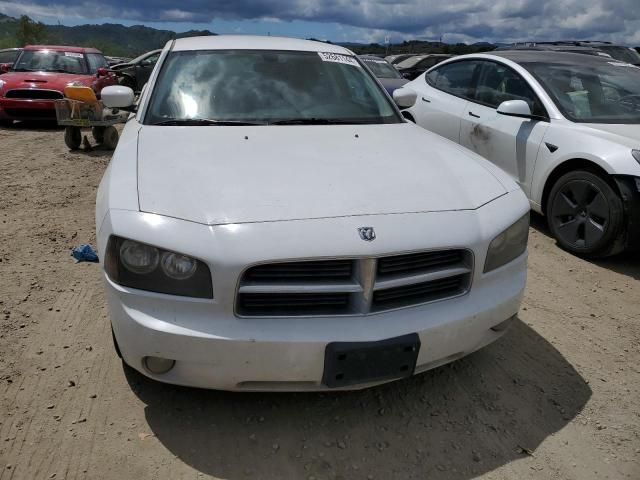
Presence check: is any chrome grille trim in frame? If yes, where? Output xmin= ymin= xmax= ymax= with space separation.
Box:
xmin=236 ymin=249 xmax=473 ymax=317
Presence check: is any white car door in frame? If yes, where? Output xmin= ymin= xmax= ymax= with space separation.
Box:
xmin=411 ymin=60 xmax=483 ymax=143
xmin=459 ymin=60 xmax=550 ymax=196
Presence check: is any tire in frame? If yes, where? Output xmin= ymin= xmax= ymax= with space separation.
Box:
xmin=102 ymin=126 xmax=119 ymax=150
xmin=92 ymin=126 xmax=105 ymax=144
xmin=64 ymin=126 xmax=82 ymax=150
xmin=119 ymin=75 xmax=136 ymax=91
xmin=546 ymin=170 xmax=625 ymax=257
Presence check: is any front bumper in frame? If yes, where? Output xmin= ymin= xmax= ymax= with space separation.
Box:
xmin=0 ymin=98 xmax=57 ymax=120
xmin=99 ymin=192 xmax=529 ymax=391
xmin=106 ymin=258 xmax=524 ymax=391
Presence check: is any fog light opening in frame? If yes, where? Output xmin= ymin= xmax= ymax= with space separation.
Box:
xmin=491 ymin=315 xmax=518 ymax=332
xmin=143 ymin=356 xmax=176 ymax=374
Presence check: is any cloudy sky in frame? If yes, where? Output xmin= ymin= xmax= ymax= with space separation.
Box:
xmin=1 ymin=0 xmax=639 ymax=45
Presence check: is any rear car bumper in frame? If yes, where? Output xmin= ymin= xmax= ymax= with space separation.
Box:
xmin=0 ymin=98 xmax=57 ymax=120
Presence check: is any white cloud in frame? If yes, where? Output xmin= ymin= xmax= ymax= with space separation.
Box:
xmin=1 ymin=0 xmax=639 ymax=44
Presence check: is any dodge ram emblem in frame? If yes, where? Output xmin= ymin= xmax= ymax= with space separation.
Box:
xmin=358 ymin=227 xmax=376 ymax=242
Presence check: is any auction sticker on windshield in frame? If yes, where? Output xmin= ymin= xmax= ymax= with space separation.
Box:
xmin=318 ymin=52 xmax=360 ymax=67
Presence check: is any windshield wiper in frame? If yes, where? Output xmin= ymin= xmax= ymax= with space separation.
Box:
xmin=151 ymin=118 xmax=265 ymax=126
xmin=270 ymin=118 xmax=378 ymax=125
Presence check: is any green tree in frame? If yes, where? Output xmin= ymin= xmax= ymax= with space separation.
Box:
xmin=16 ymin=15 xmax=47 ymax=46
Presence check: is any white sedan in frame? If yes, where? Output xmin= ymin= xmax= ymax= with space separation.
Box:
xmin=96 ymin=35 xmax=529 ymax=391
xmin=396 ymin=51 xmax=640 ymax=257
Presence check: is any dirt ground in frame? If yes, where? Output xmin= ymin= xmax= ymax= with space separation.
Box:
xmin=0 ymin=123 xmax=638 ymax=480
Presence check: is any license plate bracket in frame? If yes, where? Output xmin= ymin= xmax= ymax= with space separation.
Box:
xmin=322 ymin=333 xmax=421 ymax=388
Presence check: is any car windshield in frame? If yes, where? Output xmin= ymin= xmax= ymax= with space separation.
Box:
xmin=145 ymin=50 xmax=401 ymax=125
xmin=525 ymin=60 xmax=640 ymax=124
xmin=360 ymin=58 xmax=402 ymax=79
xmin=12 ymin=50 xmax=88 ymax=74
xmin=597 ymin=46 xmax=640 ymax=65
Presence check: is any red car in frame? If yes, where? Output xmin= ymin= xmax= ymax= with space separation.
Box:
xmin=0 ymin=45 xmax=118 ymax=124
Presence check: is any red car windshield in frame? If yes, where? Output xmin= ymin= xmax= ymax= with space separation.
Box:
xmin=12 ymin=50 xmax=88 ymax=74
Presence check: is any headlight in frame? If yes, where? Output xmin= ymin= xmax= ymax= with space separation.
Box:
xmin=632 ymin=149 xmax=640 ymax=165
xmin=105 ymin=236 xmax=213 ymax=298
xmin=0 ymin=79 xmax=5 ymax=91
xmin=484 ymin=213 xmax=530 ymax=273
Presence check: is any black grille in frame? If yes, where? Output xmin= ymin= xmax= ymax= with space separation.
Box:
xmin=377 ymin=250 xmax=465 ymax=278
xmin=244 ymin=260 xmax=353 ymax=283
xmin=5 ymin=89 xmax=63 ymax=99
xmin=372 ymin=274 xmax=468 ymax=311
xmin=237 ymin=250 xmax=472 ymax=317
xmin=4 ymin=108 xmax=56 ymax=119
xmin=238 ymin=292 xmax=351 ymax=316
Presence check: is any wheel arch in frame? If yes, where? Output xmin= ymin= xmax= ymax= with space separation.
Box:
xmin=540 ymin=158 xmax=617 ymax=215
xmin=402 ymin=111 xmax=415 ymax=122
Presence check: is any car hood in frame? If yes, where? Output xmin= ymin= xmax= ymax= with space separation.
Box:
xmin=136 ymin=123 xmax=509 ymax=225
xmin=583 ymin=123 xmax=640 ymax=149
xmin=110 ymin=63 xmax=133 ymax=71
xmin=0 ymin=71 xmax=93 ymax=93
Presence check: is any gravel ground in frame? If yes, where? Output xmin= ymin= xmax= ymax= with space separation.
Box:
xmin=0 ymin=123 xmax=638 ymax=480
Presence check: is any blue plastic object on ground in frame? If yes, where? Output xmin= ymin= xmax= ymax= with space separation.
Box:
xmin=71 ymin=244 xmax=99 ymax=263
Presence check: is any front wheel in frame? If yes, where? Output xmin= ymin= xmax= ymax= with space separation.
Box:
xmin=546 ymin=170 xmax=625 ymax=257
xmin=64 ymin=126 xmax=82 ymax=150
xmin=102 ymin=126 xmax=119 ymax=150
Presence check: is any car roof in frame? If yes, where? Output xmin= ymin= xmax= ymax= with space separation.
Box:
xmin=24 ymin=45 xmax=102 ymax=54
xmin=171 ymin=35 xmax=354 ymax=54
xmin=485 ymin=50 xmax=620 ymax=66
xmin=0 ymin=47 xmax=22 ymax=52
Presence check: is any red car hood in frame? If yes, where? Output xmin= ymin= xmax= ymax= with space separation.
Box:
xmin=0 ymin=71 xmax=93 ymax=94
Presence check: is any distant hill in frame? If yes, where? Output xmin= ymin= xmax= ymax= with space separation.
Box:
xmin=342 ymin=40 xmax=497 ymax=56
xmin=0 ymin=13 xmax=216 ymax=56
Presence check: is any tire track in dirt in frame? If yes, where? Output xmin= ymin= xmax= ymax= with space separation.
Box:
xmin=0 ymin=282 xmax=112 ymax=480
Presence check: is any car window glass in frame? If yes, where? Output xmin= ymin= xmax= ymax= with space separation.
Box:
xmin=13 ymin=50 xmax=88 ymax=74
xmin=426 ymin=60 xmax=480 ymax=100
xmin=142 ymin=53 xmax=160 ymax=66
xmin=145 ymin=50 xmax=401 ymax=124
xmin=525 ymin=60 xmax=640 ymax=123
xmin=475 ymin=62 xmax=546 ymax=116
xmin=360 ymin=58 xmax=401 ymax=79
xmin=86 ymin=53 xmax=108 ymax=73
xmin=0 ymin=51 xmax=18 ymax=63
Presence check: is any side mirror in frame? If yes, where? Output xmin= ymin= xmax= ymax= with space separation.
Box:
xmin=101 ymin=85 xmax=135 ymax=109
xmin=0 ymin=63 xmax=11 ymax=73
xmin=497 ymin=100 xmax=533 ymax=118
xmin=96 ymin=67 xmax=110 ymax=77
xmin=393 ymin=88 xmax=418 ymax=108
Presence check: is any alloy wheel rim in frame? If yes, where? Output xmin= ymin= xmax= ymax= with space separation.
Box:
xmin=551 ymin=180 xmax=609 ymax=249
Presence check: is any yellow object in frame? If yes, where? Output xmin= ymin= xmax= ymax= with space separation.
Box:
xmin=63 ymin=86 xmax=98 ymax=104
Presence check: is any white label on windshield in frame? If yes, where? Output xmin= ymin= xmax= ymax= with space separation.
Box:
xmin=608 ymin=61 xmax=640 ymax=68
xmin=318 ymin=52 xmax=360 ymax=67
xmin=64 ymin=52 xmax=83 ymax=58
